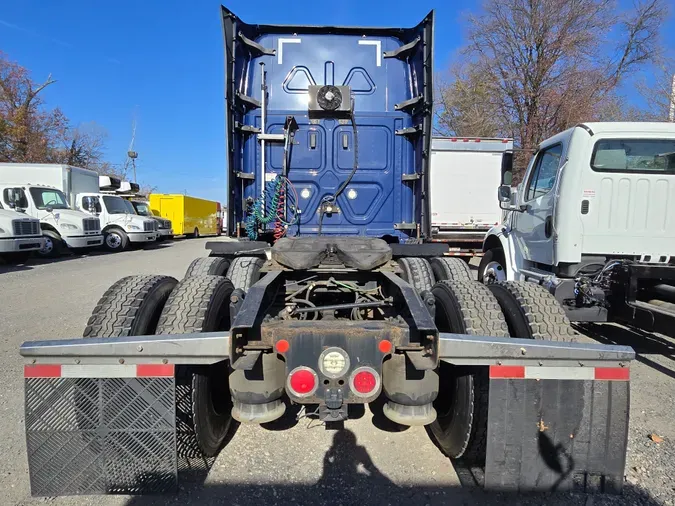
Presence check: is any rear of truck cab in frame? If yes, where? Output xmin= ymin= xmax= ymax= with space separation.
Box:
xmin=555 ymin=122 xmax=675 ymax=265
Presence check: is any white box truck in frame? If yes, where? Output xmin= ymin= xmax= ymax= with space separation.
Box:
xmin=481 ymin=122 xmax=675 ymax=338
xmin=429 ymin=137 xmax=513 ymax=256
xmin=0 ymin=164 xmax=103 ymax=257
xmin=0 ymin=201 xmax=44 ymax=261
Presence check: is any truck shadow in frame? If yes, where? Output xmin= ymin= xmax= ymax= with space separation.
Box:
xmin=575 ymin=323 xmax=675 ymax=380
xmin=124 ymin=427 xmax=662 ymax=506
xmin=0 ymin=242 xmax=177 ymax=274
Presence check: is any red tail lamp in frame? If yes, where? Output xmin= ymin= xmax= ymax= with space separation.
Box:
xmin=287 ymin=367 xmax=318 ymax=397
xmin=349 ymin=367 xmax=381 ymax=397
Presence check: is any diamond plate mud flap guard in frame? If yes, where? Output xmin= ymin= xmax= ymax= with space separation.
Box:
xmin=484 ymin=365 xmax=630 ymax=493
xmin=24 ymin=363 xmax=177 ymax=496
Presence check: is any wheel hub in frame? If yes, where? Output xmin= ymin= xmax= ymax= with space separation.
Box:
xmin=40 ymin=237 xmax=53 ymax=255
xmin=106 ymin=234 xmax=121 ymax=248
xmin=483 ymin=261 xmax=506 ymax=283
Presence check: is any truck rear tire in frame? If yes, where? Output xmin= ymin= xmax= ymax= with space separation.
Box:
xmin=38 ymin=230 xmax=63 ymax=258
xmin=430 ymin=257 xmax=472 ymax=281
xmin=226 ymin=256 xmax=264 ymax=291
xmin=155 ymin=275 xmax=236 ymax=457
xmin=397 ymin=257 xmax=435 ymax=292
xmin=104 ymin=228 xmax=129 ymax=252
xmin=428 ymin=280 xmax=509 ymax=464
xmin=83 ymin=275 xmax=178 ymax=337
xmin=478 ymin=248 xmax=506 ymax=284
xmin=185 ymin=256 xmax=231 ymax=278
xmin=487 ymin=281 xmax=577 ymax=341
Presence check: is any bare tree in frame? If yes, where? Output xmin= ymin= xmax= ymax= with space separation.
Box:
xmin=437 ymin=0 xmax=668 ymax=177
xmin=51 ymin=121 xmax=108 ymax=169
xmin=636 ymin=58 xmax=675 ymax=120
xmin=0 ymin=52 xmax=64 ymax=162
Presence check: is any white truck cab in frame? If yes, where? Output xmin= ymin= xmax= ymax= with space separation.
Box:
xmin=77 ymin=193 xmax=158 ymax=251
xmin=481 ymin=122 xmax=675 ymax=336
xmin=0 ymin=182 xmax=103 ymax=257
xmin=0 ymin=201 xmax=44 ymax=260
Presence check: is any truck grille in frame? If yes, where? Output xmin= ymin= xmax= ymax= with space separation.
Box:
xmin=143 ymin=221 xmax=157 ymax=232
xmin=83 ymin=218 xmax=100 ymax=232
xmin=12 ymin=220 xmax=40 ymax=236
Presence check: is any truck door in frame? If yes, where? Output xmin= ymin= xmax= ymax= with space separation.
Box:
xmin=512 ymin=143 xmax=563 ymax=266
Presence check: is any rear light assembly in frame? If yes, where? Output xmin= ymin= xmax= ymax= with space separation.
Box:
xmin=349 ymin=366 xmax=381 ymax=397
xmin=287 ymin=366 xmax=318 ymax=397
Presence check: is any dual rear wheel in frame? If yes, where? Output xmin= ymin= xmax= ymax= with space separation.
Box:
xmin=82 ymin=254 xmax=573 ymax=464
xmin=83 ymin=255 xmax=265 ymax=457
xmin=394 ymin=256 xmax=575 ymax=464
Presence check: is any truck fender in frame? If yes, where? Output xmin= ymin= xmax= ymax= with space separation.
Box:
xmin=39 ymin=223 xmax=61 ymax=237
xmin=482 ymin=226 xmax=517 ymax=280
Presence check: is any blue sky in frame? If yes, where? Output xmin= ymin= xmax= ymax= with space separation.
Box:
xmin=0 ymin=1 xmax=673 ymax=204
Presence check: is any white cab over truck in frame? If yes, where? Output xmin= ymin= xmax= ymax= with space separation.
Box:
xmin=0 ymin=164 xmax=103 ymax=257
xmin=99 ymin=179 xmax=173 ymax=242
xmin=0 ymin=201 xmax=44 ymax=260
xmin=78 ymin=194 xmax=158 ymax=252
xmin=481 ymin=122 xmax=675 ymax=337
xmin=430 ymin=137 xmax=513 ymax=256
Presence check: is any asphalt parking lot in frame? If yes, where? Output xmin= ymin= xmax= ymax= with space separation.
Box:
xmin=1 ymin=239 xmax=673 ymax=506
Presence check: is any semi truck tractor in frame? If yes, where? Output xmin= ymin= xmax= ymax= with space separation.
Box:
xmin=0 ymin=201 xmax=44 ymax=261
xmin=0 ymin=163 xmax=103 ymax=257
xmin=21 ymin=8 xmax=634 ymax=497
xmin=481 ymin=122 xmax=675 ymax=338
xmin=429 ymin=137 xmax=512 ymax=257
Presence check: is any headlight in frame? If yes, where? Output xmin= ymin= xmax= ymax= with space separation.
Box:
xmin=128 ymin=225 xmax=140 ymax=231
xmin=60 ymin=223 xmax=78 ymax=230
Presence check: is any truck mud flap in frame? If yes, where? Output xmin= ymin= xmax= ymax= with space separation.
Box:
xmin=484 ymin=365 xmax=629 ymax=493
xmin=24 ymin=364 xmax=177 ymax=496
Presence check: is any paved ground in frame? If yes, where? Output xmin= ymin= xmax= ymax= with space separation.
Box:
xmin=0 ymin=239 xmax=673 ymax=505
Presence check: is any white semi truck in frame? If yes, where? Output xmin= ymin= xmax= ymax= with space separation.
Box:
xmin=0 ymin=164 xmax=103 ymax=257
xmin=0 ymin=201 xmax=44 ymax=261
xmin=429 ymin=137 xmax=513 ymax=257
xmin=481 ymin=122 xmax=675 ymax=337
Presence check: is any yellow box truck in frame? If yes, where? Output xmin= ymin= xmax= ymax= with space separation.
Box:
xmin=148 ymin=194 xmax=221 ymax=237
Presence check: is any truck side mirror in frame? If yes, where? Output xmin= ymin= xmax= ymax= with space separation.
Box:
xmin=501 ymin=151 xmax=514 ymax=185
xmin=498 ymin=185 xmax=511 ymax=203
xmin=45 ymin=206 xmax=53 ymax=213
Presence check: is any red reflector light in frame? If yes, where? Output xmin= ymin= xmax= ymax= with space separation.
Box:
xmin=288 ymin=368 xmax=317 ymax=396
xmin=350 ymin=367 xmax=380 ymax=397
xmin=276 ymin=339 xmax=290 ymax=353
xmin=353 ymin=371 xmax=377 ymax=393
xmin=378 ymin=340 xmax=392 ymax=354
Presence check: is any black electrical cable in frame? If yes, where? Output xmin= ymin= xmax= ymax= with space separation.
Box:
xmin=318 ymin=99 xmax=358 ymax=236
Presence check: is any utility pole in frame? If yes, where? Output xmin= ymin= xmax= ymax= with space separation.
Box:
xmin=669 ymin=74 xmax=675 ymax=122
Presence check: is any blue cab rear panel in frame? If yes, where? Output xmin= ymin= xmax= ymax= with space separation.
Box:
xmin=222 ymin=7 xmax=433 ymax=241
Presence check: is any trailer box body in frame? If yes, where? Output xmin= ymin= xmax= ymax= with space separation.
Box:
xmin=149 ymin=194 xmax=219 ymax=236
xmin=0 ymin=163 xmax=99 ymax=208
xmin=429 ymin=138 xmax=512 ymax=254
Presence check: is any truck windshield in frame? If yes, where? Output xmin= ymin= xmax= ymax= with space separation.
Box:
xmin=123 ymin=200 xmax=137 ymax=214
xmin=131 ymin=202 xmax=152 ymax=216
xmin=29 ymin=188 xmax=70 ymax=210
xmin=102 ymin=196 xmax=132 ymax=214
xmin=591 ymin=139 xmax=675 ymax=174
